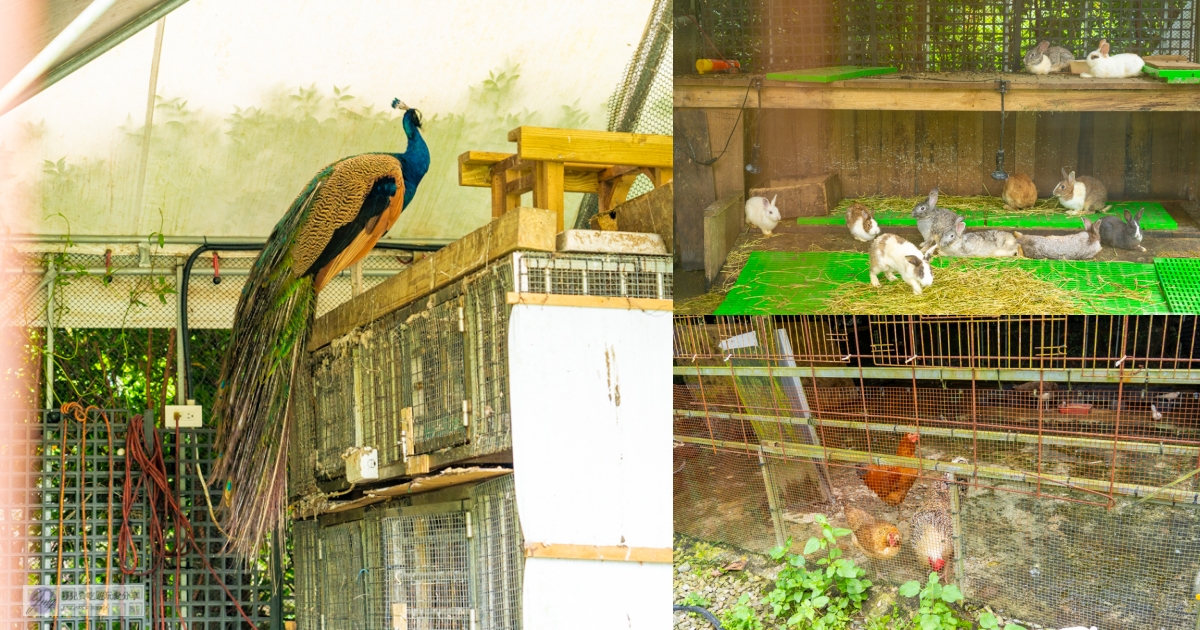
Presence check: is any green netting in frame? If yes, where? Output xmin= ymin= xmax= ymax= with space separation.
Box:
xmin=1154 ymin=258 xmax=1200 ymax=314
xmin=714 ymin=251 xmax=1169 ymax=315
xmin=793 ymin=201 xmax=1177 ymax=230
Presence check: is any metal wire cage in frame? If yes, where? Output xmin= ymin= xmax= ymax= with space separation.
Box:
xmin=292 ymin=474 xmax=522 ymax=630
xmin=683 ymin=0 xmax=1200 ymax=72
xmin=674 ymin=315 xmax=1200 ymax=629
xmin=292 ymin=251 xmax=672 ymax=491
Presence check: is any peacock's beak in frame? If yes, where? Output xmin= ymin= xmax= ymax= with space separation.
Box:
xmin=391 ymin=99 xmax=409 ymax=110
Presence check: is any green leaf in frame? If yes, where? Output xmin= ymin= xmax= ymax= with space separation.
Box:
xmin=827 ymin=548 xmax=842 ymax=560
xmin=977 ymin=612 xmax=998 ymax=628
xmin=832 ymin=528 xmax=852 ymax=538
xmin=811 ymin=595 xmax=829 ymax=608
xmin=813 ymin=514 xmax=828 ymax=525
xmin=940 ymin=584 xmax=963 ymax=603
xmin=1003 ymin=625 xmax=1027 ymax=630
xmin=768 ymin=544 xmax=786 ymax=560
xmin=921 ymin=615 xmax=943 ymax=630
xmin=803 ymin=537 xmax=821 ymax=555
xmin=837 ymin=563 xmax=858 ymax=578
xmin=899 ymin=581 xmax=921 ymax=598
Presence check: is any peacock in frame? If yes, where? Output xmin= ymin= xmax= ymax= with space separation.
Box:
xmin=210 ymin=99 xmax=429 ymax=559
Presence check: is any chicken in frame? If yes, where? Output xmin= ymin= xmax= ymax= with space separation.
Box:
xmin=911 ymin=472 xmax=955 ymax=578
xmin=856 ymin=433 xmax=921 ymax=506
xmin=844 ymin=506 xmax=901 ymax=560
xmin=1151 ymin=404 xmax=1163 ymax=421
xmin=1014 ymin=380 xmax=1058 ymax=402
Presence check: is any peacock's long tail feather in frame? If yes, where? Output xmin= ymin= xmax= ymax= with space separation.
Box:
xmin=211 ymin=183 xmax=319 ymax=560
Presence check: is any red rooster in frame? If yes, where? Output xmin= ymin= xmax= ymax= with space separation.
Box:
xmin=856 ymin=433 xmax=921 ymax=506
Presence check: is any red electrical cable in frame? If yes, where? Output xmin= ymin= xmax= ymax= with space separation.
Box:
xmin=117 ymin=413 xmax=256 ymax=627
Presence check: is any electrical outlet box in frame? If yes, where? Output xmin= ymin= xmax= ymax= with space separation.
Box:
xmin=343 ymin=447 xmax=379 ymax=483
xmin=165 ymin=405 xmax=203 ymax=428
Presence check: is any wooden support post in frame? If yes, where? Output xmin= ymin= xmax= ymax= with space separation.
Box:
xmin=758 ymin=446 xmax=788 ymax=549
xmin=1015 ymin=112 xmax=1037 ymax=182
xmin=534 ymin=160 xmax=566 ymax=232
xmin=351 ymin=262 xmax=364 ymax=296
xmin=948 ymin=476 xmax=966 ymax=592
xmin=490 ymin=168 xmax=507 ymax=218
xmin=598 ymin=172 xmax=640 ymax=217
xmin=654 ymin=167 xmax=673 ymax=186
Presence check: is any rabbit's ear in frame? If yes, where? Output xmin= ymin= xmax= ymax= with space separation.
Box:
xmin=955 ymin=219 xmax=966 ymax=235
xmin=1068 ymin=171 xmax=1076 ymax=185
xmin=923 ymin=243 xmax=938 ymax=258
xmin=905 ymin=255 xmax=922 ymax=269
xmin=1061 ymin=167 xmax=1069 ymax=180
xmin=1099 ymin=40 xmax=1110 ymax=55
xmin=1124 ymin=209 xmax=1132 ymax=222
xmin=770 ymin=195 xmax=777 ymax=207
xmin=928 ymin=188 xmax=939 ymax=206
xmin=1038 ymin=40 xmax=1050 ymax=53
xmin=1082 ymin=217 xmax=1092 ymax=230
xmin=1135 ymin=208 xmax=1144 ymax=222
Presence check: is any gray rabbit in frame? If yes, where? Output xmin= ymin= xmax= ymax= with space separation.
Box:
xmin=1014 ymin=218 xmax=1103 ymax=260
xmin=937 ymin=216 xmax=1020 ymax=257
xmin=911 ymin=188 xmax=960 ymax=248
xmin=1024 ymin=40 xmax=1074 ymax=74
xmin=1097 ymin=209 xmax=1146 ymax=252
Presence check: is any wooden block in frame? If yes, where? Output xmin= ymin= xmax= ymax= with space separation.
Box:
xmin=509 ymin=126 xmax=673 ymax=168
xmin=608 ymin=181 xmax=673 ymax=252
xmin=405 ymin=454 xmax=430 ymax=476
xmin=309 ymin=207 xmax=557 ymax=350
xmin=703 ymin=192 xmax=745 ymax=287
xmin=556 ymin=230 xmax=667 ymax=255
xmin=522 ymin=542 xmax=673 ymax=563
xmin=749 ymin=174 xmax=841 ymax=218
xmin=534 ymin=160 xmax=566 ymax=232
xmin=1069 ymin=60 xmax=1089 ymax=74
xmin=506 ymin=293 xmax=673 ymax=311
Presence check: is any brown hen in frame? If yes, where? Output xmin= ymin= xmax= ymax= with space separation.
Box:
xmin=844 ymin=506 xmax=901 ymax=560
xmin=856 ymin=433 xmax=921 ymax=506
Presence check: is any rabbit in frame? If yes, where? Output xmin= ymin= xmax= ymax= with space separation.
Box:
xmin=1081 ymin=39 xmax=1145 ymax=78
xmin=937 ymin=216 xmax=1020 ymax=257
xmin=1014 ymin=217 xmax=1103 ymax=260
xmin=1024 ymin=40 xmax=1074 ymax=74
xmin=1053 ymin=168 xmax=1109 ymax=216
xmin=911 ymin=188 xmax=961 ymax=248
xmin=869 ymin=234 xmax=938 ymax=296
xmin=745 ymin=195 xmax=781 ymax=236
xmin=846 ymin=202 xmax=881 ymax=242
xmin=1097 ymin=208 xmax=1146 ymax=252
xmin=1001 ymin=173 xmax=1038 ymax=210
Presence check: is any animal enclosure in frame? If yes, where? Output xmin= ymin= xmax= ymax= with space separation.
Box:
xmin=674 ymin=315 xmax=1200 ymax=629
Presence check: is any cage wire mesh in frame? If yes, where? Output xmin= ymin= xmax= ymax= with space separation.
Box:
xmin=684 ymin=0 xmax=1199 ymax=72
xmin=675 ymin=315 xmax=1200 ymax=629
xmin=294 ymin=251 xmax=672 ymax=490
xmin=293 ymin=475 xmax=521 ymax=630
xmin=574 ymin=0 xmax=672 ymax=228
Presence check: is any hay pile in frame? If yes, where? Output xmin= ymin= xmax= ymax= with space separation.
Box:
xmin=836 ymin=193 xmax=1063 ymax=216
xmin=823 ymin=259 xmax=1154 ymax=315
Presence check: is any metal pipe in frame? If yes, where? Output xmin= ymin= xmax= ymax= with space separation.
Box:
xmin=0 ymin=0 xmax=119 ymax=114
xmin=43 ymin=264 xmax=56 ymax=410
xmin=1 ymin=266 xmax=408 ymax=278
xmin=0 ymin=233 xmax=453 ymax=248
xmin=132 ymin=18 xmax=167 ymax=233
xmin=175 ymin=263 xmax=186 ymax=405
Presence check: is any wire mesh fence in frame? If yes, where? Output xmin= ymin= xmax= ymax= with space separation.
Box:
xmin=675 ymin=315 xmax=1200 ymax=629
xmin=682 ymin=0 xmax=1200 ymax=72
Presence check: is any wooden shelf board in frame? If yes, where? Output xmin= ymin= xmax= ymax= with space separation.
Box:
xmin=674 ymin=72 xmax=1200 ymax=112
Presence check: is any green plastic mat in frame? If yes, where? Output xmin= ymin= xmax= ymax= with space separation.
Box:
xmin=1143 ymin=64 xmax=1200 ymax=84
xmin=714 ymin=251 xmax=1169 ymax=315
xmin=794 ymin=201 xmax=1177 ymax=230
xmin=766 ymin=65 xmax=898 ymax=82
xmin=1154 ymin=258 xmax=1200 ymax=313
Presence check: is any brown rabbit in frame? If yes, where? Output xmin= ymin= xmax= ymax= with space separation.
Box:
xmin=1001 ymin=173 xmax=1037 ymax=210
xmin=1053 ymin=168 xmax=1109 ymax=216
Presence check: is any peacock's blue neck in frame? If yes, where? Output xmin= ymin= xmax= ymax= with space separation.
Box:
xmin=395 ymin=130 xmax=430 ymax=209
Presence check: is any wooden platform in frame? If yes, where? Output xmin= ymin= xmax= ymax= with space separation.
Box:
xmin=675 ymin=72 xmax=1200 ymax=112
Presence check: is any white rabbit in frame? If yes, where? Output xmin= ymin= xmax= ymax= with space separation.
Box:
xmin=1080 ymin=39 xmax=1144 ymax=78
xmin=869 ymin=234 xmax=938 ymax=296
xmin=745 ymin=195 xmax=781 ymax=236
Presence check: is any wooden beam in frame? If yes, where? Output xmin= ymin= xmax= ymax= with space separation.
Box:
xmin=309 ymin=207 xmax=557 ymax=350
xmin=674 ymin=82 xmax=1200 ymax=112
xmin=459 ymin=150 xmax=601 ymax=193
xmin=523 ymin=543 xmax=673 ymax=563
xmin=509 ymin=126 xmax=673 ymax=168
xmin=533 ymin=160 xmax=565 ymax=232
xmin=598 ymin=172 xmax=640 ymax=216
xmin=506 ymin=292 xmax=673 ymax=311
xmin=703 ymin=191 xmax=744 ymax=287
